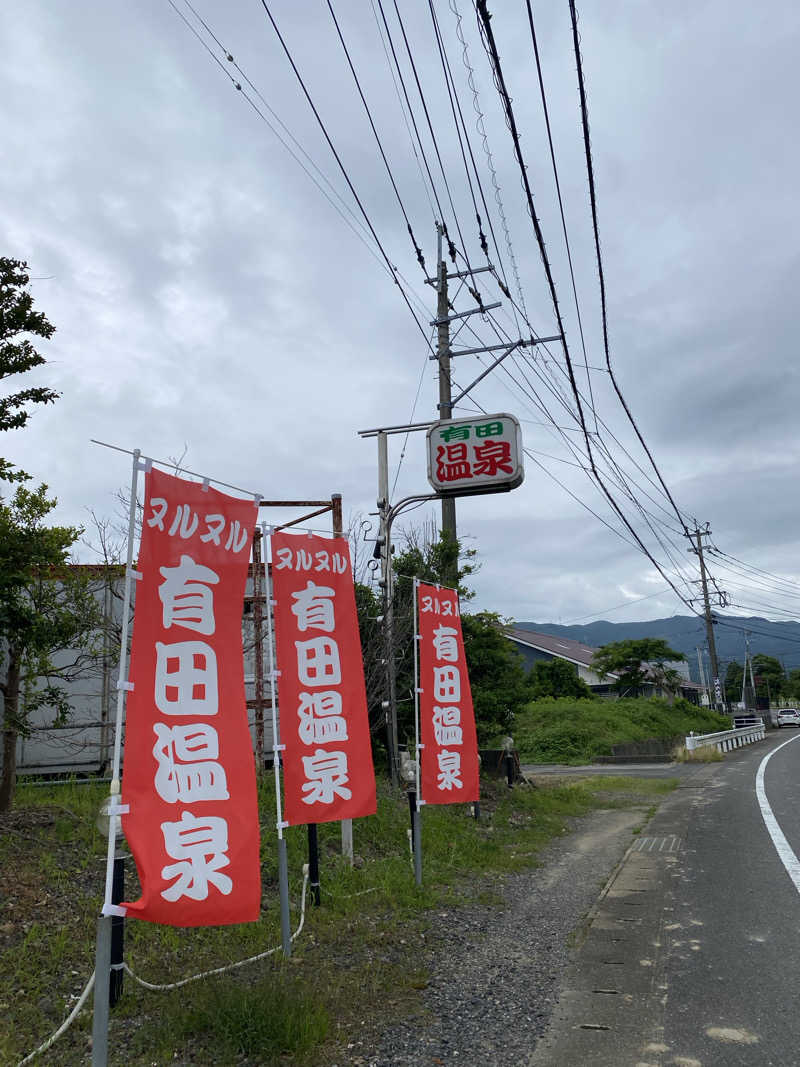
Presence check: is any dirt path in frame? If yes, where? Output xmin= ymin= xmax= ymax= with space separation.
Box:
xmin=349 ymin=806 xmax=647 ymax=1067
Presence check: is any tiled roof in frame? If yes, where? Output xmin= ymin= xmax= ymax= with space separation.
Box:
xmin=505 ymin=627 xmax=704 ymax=690
xmin=505 ymin=627 xmax=607 ymax=670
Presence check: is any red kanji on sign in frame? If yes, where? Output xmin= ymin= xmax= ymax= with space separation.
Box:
xmin=436 ymin=443 xmax=471 ymax=482
xmin=472 ymin=439 xmax=513 ymax=477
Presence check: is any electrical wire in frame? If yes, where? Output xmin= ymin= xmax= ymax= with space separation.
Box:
xmin=475 ymin=1 xmax=699 ymax=614
xmin=567 ymin=0 xmax=692 ymax=541
xmin=524 ymin=0 xmax=596 ymax=430
xmin=255 ymin=0 xmax=435 ymax=350
xmin=325 ymin=0 xmax=426 ymax=271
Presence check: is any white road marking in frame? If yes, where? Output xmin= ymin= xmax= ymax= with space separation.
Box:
xmin=755 ymin=734 xmax=800 ymax=893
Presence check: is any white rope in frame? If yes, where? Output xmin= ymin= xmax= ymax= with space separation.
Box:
xmin=122 ymin=873 xmax=309 ymax=992
xmin=17 ymin=972 xmax=95 ymax=1066
xmin=16 ymin=875 xmax=308 ymax=1063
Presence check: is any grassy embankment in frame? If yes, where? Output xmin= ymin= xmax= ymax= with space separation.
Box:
xmin=0 ymin=771 xmax=675 ymax=1066
xmin=513 ymin=696 xmax=730 ymax=764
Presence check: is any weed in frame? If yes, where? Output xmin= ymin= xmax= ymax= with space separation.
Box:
xmin=1 ymin=773 xmax=674 ymax=1065
xmin=173 ymin=971 xmax=328 ymax=1062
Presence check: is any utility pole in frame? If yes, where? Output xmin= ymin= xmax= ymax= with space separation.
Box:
xmin=687 ymin=524 xmax=723 ymax=710
xmin=436 ymin=224 xmax=457 ymax=577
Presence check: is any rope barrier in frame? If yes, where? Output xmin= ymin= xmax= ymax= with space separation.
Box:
xmin=122 ymin=873 xmax=309 ymax=991
xmin=17 ymin=973 xmax=96 ymax=1066
xmin=17 ymin=873 xmax=309 ymax=1065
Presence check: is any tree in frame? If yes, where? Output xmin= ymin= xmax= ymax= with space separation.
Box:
xmin=751 ymin=654 xmax=785 ymax=702
xmin=0 ymin=485 xmax=102 ymax=810
xmin=724 ymin=660 xmax=744 ymax=703
xmin=460 ymin=612 xmax=530 ymax=743
xmin=529 ymin=658 xmax=593 ymax=701
xmin=0 ymin=258 xmax=58 ymax=483
xmin=592 ymin=638 xmax=685 ymax=697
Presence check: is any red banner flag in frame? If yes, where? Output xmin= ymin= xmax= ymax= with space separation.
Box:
xmin=417 ymin=581 xmax=479 ymax=805
xmin=271 ymin=531 xmax=376 ymax=825
xmin=121 ymin=469 xmax=260 ymax=927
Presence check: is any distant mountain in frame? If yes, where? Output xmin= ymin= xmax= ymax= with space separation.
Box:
xmin=514 ymin=615 xmax=800 ymax=683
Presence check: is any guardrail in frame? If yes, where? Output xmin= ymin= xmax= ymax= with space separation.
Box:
xmin=685 ymin=721 xmax=765 ymax=754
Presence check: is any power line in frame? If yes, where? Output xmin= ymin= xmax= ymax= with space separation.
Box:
xmin=325 ymin=0 xmax=426 ymax=272
xmin=524 ymin=0 xmax=596 ymax=430
xmin=448 ymin=0 xmax=527 ymax=323
xmin=475 ymin=0 xmax=698 ymax=615
xmin=388 ymin=0 xmax=474 ymax=268
xmin=255 ymin=0 xmax=434 ymax=350
xmin=567 ymin=0 xmax=692 ymax=541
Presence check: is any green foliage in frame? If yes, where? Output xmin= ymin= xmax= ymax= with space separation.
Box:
xmin=0 ymin=257 xmax=58 ymax=484
xmin=785 ymin=667 xmax=800 ymax=701
xmin=724 ymin=660 xmax=744 ymax=702
xmin=514 ymin=695 xmax=729 ymax=764
xmin=174 ymin=973 xmax=329 ymax=1061
xmin=1 ymin=773 xmax=665 ymax=1064
xmin=0 ymin=485 xmax=101 ymax=808
xmin=751 ymin=654 xmax=785 ymax=700
xmin=460 ymin=611 xmax=530 ymax=742
xmin=592 ymin=638 xmax=685 ymax=696
xmin=528 ymin=657 xmax=593 ymax=700
xmin=392 ymin=525 xmax=478 ymax=601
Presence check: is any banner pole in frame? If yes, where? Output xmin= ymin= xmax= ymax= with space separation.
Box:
xmin=332 ymin=492 xmax=354 ymax=867
xmin=93 ymin=447 xmax=141 ymax=1066
xmin=412 ymin=579 xmax=423 ymax=887
xmin=264 ymin=526 xmax=292 ymax=957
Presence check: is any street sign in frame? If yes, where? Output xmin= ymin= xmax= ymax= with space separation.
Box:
xmin=426 ymin=413 xmax=524 ymax=497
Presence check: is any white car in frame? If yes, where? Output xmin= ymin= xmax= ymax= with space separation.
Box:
xmin=776 ymin=709 xmax=800 ymax=728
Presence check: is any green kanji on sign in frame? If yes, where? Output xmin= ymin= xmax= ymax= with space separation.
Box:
xmin=475 ymin=421 xmax=504 ymax=437
xmin=439 ymin=425 xmax=471 ymax=442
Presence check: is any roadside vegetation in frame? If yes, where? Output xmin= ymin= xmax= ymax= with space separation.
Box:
xmin=513 ymin=696 xmax=730 ymax=764
xmin=0 ymin=771 xmax=675 ymax=1066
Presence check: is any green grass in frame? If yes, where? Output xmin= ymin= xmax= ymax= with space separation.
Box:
xmin=514 ymin=696 xmax=730 ymax=764
xmin=0 ymin=772 xmax=671 ymax=1065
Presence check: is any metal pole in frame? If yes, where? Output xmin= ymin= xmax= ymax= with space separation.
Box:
xmin=307 ymin=823 xmax=321 ymax=907
xmin=378 ymin=432 xmax=400 ymax=788
xmin=436 ymin=224 xmax=457 ymax=585
xmin=264 ymin=525 xmax=292 ymax=957
xmin=91 ymin=917 xmax=111 ymax=1067
xmin=332 ymin=493 xmax=354 ymax=866
xmin=109 ymin=852 xmax=125 ymax=1008
xmin=252 ymin=528 xmax=265 ymax=768
xmin=412 ymin=579 xmax=422 ymax=886
xmin=94 ymin=447 xmax=140 ymax=1064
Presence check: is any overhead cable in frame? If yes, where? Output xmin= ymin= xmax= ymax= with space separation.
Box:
xmin=567 ymin=0 xmax=692 ymax=540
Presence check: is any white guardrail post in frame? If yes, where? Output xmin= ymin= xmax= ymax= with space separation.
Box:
xmin=684 ymin=721 xmax=766 ymax=754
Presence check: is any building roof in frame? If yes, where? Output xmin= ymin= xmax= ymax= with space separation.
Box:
xmin=505 ymin=627 xmax=614 ymax=674
xmin=506 ymin=627 xmax=705 ymax=691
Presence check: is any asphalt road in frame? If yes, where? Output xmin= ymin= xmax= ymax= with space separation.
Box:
xmin=529 ymin=731 xmax=800 ymax=1066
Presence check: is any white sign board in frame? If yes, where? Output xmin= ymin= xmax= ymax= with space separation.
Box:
xmin=426 ymin=413 xmax=524 ymax=497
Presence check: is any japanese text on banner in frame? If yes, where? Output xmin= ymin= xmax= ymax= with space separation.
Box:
xmin=271 ymin=531 xmax=376 ymax=825
xmin=121 ymin=469 xmax=260 ymax=927
xmin=417 ymin=581 xmax=479 ymax=805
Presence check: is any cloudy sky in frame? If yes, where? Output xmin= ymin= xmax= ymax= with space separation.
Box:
xmin=3 ymin=0 xmax=800 ymax=628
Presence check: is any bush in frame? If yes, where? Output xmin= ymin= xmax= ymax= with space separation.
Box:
xmin=514 ymin=696 xmax=729 ymax=764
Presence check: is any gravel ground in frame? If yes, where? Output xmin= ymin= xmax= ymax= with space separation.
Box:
xmin=344 ymin=807 xmax=643 ymax=1067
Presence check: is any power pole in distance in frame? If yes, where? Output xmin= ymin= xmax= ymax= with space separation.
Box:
xmin=687 ymin=524 xmax=724 ymax=710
